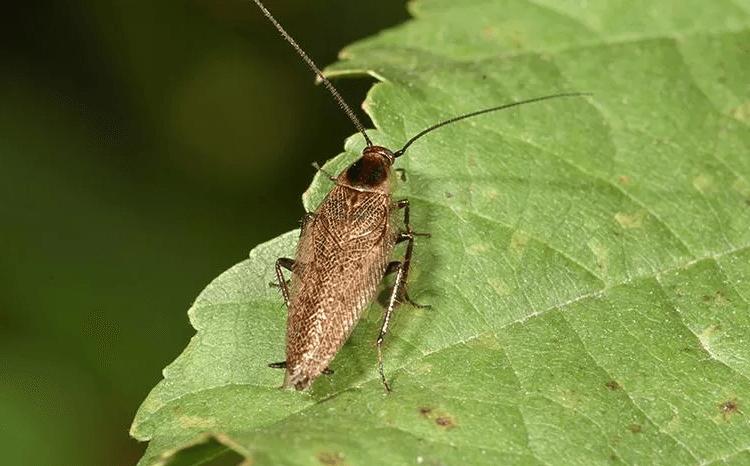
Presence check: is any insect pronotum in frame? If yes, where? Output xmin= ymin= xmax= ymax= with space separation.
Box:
xmin=253 ymin=0 xmax=589 ymax=392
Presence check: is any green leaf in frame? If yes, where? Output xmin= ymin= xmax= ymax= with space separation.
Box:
xmin=131 ymin=1 xmax=750 ymax=464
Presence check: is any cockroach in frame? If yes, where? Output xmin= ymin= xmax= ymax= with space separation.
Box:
xmin=252 ymin=0 xmax=588 ymax=392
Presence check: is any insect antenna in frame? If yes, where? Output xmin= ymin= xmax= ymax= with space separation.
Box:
xmin=251 ymin=0 xmax=373 ymax=147
xmin=393 ymin=92 xmax=591 ymax=158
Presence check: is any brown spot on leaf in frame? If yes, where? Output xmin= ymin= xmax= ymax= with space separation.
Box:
xmin=605 ymin=380 xmax=621 ymax=391
xmin=509 ymin=29 xmax=525 ymax=49
xmin=418 ymin=407 xmax=456 ymax=430
xmin=482 ymin=26 xmax=498 ymax=39
xmin=720 ymin=399 xmax=741 ymax=421
xmin=629 ymin=424 xmax=642 ymax=434
xmin=614 ymin=211 xmax=645 ymax=229
xmin=617 ymin=175 xmax=632 ymax=185
xmin=435 ymin=417 xmax=456 ymax=430
xmin=729 ymin=102 xmax=750 ymax=122
xmin=703 ymin=290 xmax=730 ymax=306
xmin=317 ymin=451 xmax=346 ymax=466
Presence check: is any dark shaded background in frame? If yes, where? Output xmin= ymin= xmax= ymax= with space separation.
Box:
xmin=0 ymin=1 xmax=409 ymax=464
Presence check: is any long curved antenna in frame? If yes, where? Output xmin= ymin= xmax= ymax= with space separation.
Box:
xmin=393 ymin=92 xmax=591 ymax=157
xmin=252 ymin=0 xmax=373 ymax=147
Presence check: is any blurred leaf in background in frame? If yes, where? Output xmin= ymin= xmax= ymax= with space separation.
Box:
xmin=0 ymin=1 xmax=407 ymax=464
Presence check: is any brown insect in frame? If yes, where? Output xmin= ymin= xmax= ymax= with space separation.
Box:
xmin=253 ymin=0 xmax=588 ymax=392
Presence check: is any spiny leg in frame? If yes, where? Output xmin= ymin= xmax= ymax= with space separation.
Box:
xmin=377 ymin=199 xmax=429 ymax=393
xmin=312 ymin=162 xmax=337 ymax=182
xmin=384 ymin=260 xmax=430 ymax=309
xmin=393 ymin=199 xmax=431 ymax=308
xmin=269 ymin=258 xmax=293 ymax=374
xmin=273 ymin=257 xmax=294 ymax=308
xmin=378 ymin=260 xmax=404 ymax=393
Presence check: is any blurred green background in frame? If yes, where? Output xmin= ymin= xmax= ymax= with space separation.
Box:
xmin=0 ymin=1 xmax=409 ymax=464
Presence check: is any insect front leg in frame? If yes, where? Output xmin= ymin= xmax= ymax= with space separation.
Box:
xmin=377 ymin=199 xmax=430 ymax=393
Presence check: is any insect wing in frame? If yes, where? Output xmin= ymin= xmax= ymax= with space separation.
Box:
xmin=283 ymin=183 xmax=396 ymax=389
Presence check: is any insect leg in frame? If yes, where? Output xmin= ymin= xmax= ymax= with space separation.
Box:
xmin=271 ymin=213 xmax=311 ymax=291
xmin=268 ymin=360 xmax=333 ymax=375
xmin=377 ymin=199 xmax=429 ymax=392
xmin=385 ymin=260 xmax=430 ymax=309
xmin=274 ymin=257 xmax=294 ymax=308
xmin=394 ymin=199 xmax=430 ymax=308
xmin=299 ymin=212 xmax=315 ymax=230
xmin=378 ymin=260 xmax=403 ymax=393
xmin=312 ymin=162 xmax=337 ymax=182
xmin=394 ymin=168 xmax=407 ymax=182
xmin=269 ymin=259 xmax=293 ymax=375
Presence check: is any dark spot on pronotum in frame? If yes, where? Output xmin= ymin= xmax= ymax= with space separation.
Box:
xmin=720 ymin=399 xmax=741 ymax=420
xmin=605 ymin=380 xmax=620 ymax=391
xmin=629 ymin=424 xmax=642 ymax=434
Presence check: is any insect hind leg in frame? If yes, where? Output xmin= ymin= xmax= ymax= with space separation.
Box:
xmin=394 ymin=199 xmax=431 ymax=308
xmin=384 ymin=260 xmax=430 ymax=309
xmin=377 ymin=199 xmax=430 ymax=393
